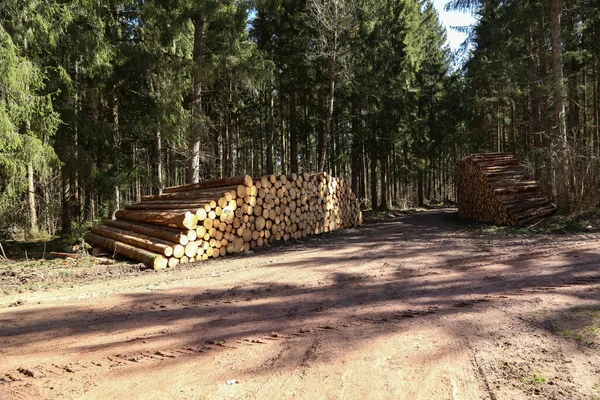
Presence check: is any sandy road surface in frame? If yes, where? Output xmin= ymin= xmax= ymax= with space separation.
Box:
xmin=1 ymin=209 xmax=600 ymax=399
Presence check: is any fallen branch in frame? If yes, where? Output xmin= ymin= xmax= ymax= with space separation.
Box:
xmin=0 ymin=241 xmax=7 ymax=260
xmin=49 ymin=251 xmax=80 ymax=260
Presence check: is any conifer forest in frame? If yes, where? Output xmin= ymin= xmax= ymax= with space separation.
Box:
xmin=4 ymin=2 xmax=600 ymax=399
xmin=1 ymin=0 xmax=600 ymax=238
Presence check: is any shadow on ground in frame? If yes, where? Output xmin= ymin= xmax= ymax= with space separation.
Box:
xmin=2 ymin=210 xmax=600 ymax=367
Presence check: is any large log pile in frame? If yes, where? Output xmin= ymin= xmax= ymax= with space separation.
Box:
xmin=85 ymin=173 xmax=363 ymax=269
xmin=455 ymin=153 xmax=556 ymax=226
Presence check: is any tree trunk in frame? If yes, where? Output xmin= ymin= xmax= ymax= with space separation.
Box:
xmin=27 ymin=162 xmax=37 ymax=237
xmin=334 ymin=111 xmax=341 ymax=176
xmin=565 ymin=0 xmax=580 ymax=143
xmin=225 ymin=81 xmax=234 ymax=178
xmin=351 ymin=98 xmax=360 ymax=196
xmin=266 ymin=83 xmax=274 ymax=174
xmin=380 ymin=151 xmax=388 ymax=210
xmin=591 ymin=52 xmax=600 ymax=156
xmin=188 ymin=15 xmax=205 ymax=184
xmin=304 ymin=91 xmax=311 ymax=171
xmin=111 ymin=95 xmax=120 ymax=219
xmin=565 ymin=0 xmax=580 ymax=194
xmin=280 ymin=89 xmax=287 ymax=175
xmin=157 ymin=129 xmax=163 ymax=194
xmin=84 ymin=232 xmax=168 ymax=270
xmin=537 ymin=9 xmax=554 ymax=194
xmin=360 ymin=142 xmax=367 ymax=199
xmin=133 ymin=142 xmax=141 ymax=202
xmin=525 ymin=21 xmax=544 ymax=181
xmin=319 ymin=53 xmax=336 ymax=173
xmin=549 ymin=0 xmax=571 ymax=213
xmin=417 ymin=168 xmax=424 ymax=207
xmin=290 ymin=91 xmax=298 ymax=173
xmin=370 ymin=146 xmax=377 ymax=210
xmin=61 ymin=171 xmax=71 ymax=233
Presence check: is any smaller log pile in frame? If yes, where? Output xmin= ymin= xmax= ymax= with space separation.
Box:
xmin=85 ymin=173 xmax=362 ymax=269
xmin=455 ymin=153 xmax=556 ymax=226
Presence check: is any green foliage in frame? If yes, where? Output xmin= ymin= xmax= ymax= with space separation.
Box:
xmin=0 ymin=0 xmax=469 ymax=235
xmin=0 ymin=25 xmax=59 ymax=233
xmin=523 ymin=374 xmax=547 ymax=385
xmin=535 ymin=209 xmax=600 ymax=233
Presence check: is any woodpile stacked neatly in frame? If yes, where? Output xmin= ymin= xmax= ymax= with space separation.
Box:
xmin=84 ymin=173 xmax=362 ymax=269
xmin=455 ymin=153 xmax=556 ymax=226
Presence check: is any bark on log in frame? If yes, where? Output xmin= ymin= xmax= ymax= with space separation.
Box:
xmin=126 ymin=202 xmax=209 ymax=211
xmin=103 ymin=219 xmax=191 ymax=245
xmin=455 ymin=153 xmax=555 ymax=226
xmin=162 ymin=175 xmax=253 ymax=194
xmin=90 ymin=226 xmax=184 ymax=258
xmin=141 ymin=187 xmax=240 ymax=202
xmin=88 ymin=171 xmax=363 ymax=266
xmin=84 ymin=232 xmax=168 ymax=270
xmin=114 ymin=210 xmax=197 ymax=229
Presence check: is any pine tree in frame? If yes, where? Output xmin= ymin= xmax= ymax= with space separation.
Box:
xmin=0 ymin=25 xmax=59 ymax=236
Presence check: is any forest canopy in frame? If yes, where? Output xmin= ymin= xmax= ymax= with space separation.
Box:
xmin=0 ymin=0 xmax=598 ymax=239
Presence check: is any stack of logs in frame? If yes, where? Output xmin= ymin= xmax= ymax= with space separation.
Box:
xmin=84 ymin=172 xmax=363 ymax=269
xmin=455 ymin=153 xmax=556 ymax=226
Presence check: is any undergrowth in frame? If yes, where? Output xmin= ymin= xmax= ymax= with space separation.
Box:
xmin=458 ymin=208 xmax=600 ymax=234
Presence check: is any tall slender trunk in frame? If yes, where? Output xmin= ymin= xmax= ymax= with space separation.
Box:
xmin=290 ymin=92 xmax=298 ymax=173
xmin=537 ymin=9 xmax=554 ymax=194
xmin=370 ymin=145 xmax=378 ymax=210
xmin=27 ymin=162 xmax=37 ymax=237
xmin=594 ymin=22 xmax=600 ymax=166
xmin=380 ymin=151 xmax=388 ymax=210
xmin=550 ymin=0 xmax=571 ymax=213
xmin=304 ymin=91 xmax=311 ymax=171
xmin=21 ymin=38 xmax=38 ymax=236
xmin=594 ymin=52 xmax=600 ymax=158
xmin=188 ymin=15 xmax=205 ymax=184
xmin=582 ymin=67 xmax=588 ymax=151
xmin=71 ymin=58 xmax=81 ymax=224
xmin=426 ymin=160 xmax=432 ymax=200
xmin=565 ymin=0 xmax=580 ymax=192
xmin=157 ymin=129 xmax=163 ymax=194
xmin=330 ymin=117 xmax=336 ymax=176
xmin=319 ymin=53 xmax=336 ymax=172
xmin=417 ymin=169 xmax=424 ymax=208
xmin=392 ymin=144 xmax=398 ymax=205
xmin=223 ymin=123 xmax=230 ymax=178
xmin=334 ymin=113 xmax=340 ymax=176
xmin=133 ymin=143 xmax=141 ymax=201
xmin=360 ymin=142 xmax=367 ymax=199
xmin=213 ymin=103 xmax=221 ymax=178
xmin=566 ymin=0 xmax=580 ymax=143
xmin=351 ymin=98 xmax=360 ymax=195
xmin=280 ymin=89 xmax=287 ymax=175
xmin=112 ymin=97 xmax=120 ymax=218
xmin=225 ymin=81 xmax=234 ymax=177
xmin=526 ymin=21 xmax=544 ymax=181
xmin=260 ymin=114 xmax=265 ymax=175
xmin=266 ymin=84 xmax=275 ymax=174
xmin=61 ymin=172 xmax=71 ymax=233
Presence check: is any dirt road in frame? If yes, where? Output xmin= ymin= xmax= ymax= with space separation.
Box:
xmin=1 ymin=209 xmax=599 ymax=399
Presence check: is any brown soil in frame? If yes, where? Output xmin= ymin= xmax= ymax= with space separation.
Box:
xmin=1 ymin=209 xmax=599 ymax=399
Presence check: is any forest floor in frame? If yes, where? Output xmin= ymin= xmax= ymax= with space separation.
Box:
xmin=1 ymin=208 xmax=600 ymax=400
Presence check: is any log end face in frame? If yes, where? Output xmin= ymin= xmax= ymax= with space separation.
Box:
xmin=153 ymin=256 xmax=168 ymax=270
xmin=173 ymin=244 xmax=185 ymax=258
xmin=183 ymin=212 xmax=198 ymax=229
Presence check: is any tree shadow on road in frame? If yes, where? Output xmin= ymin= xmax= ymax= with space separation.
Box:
xmin=2 ymin=209 xmax=600 ymax=383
